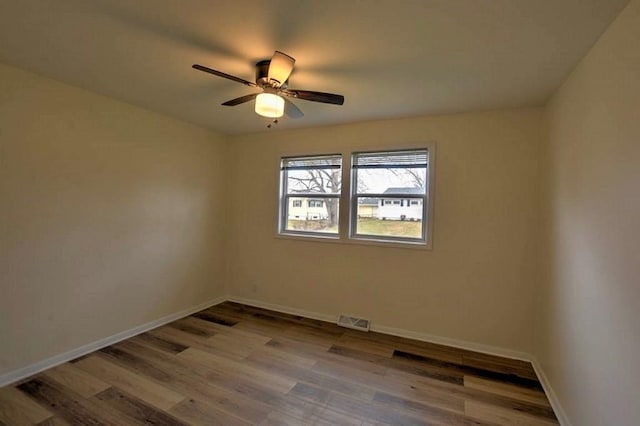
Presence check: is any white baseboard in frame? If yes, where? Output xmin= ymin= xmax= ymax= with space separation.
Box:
xmin=227 ymin=296 xmax=336 ymax=323
xmin=371 ymin=323 xmax=532 ymax=362
xmin=228 ymin=295 xmax=530 ymax=360
xmin=0 ymin=295 xmax=227 ymax=387
xmin=530 ymin=356 xmax=572 ymax=426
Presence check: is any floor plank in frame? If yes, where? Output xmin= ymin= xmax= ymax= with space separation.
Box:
xmin=74 ymin=355 xmax=185 ymax=411
xmin=169 ymin=398 xmax=253 ymax=426
xmin=177 ymin=347 xmax=297 ymax=394
xmin=111 ymin=340 xmax=274 ymax=423
xmin=16 ymin=376 xmax=131 ymax=425
xmin=0 ymin=385 xmax=53 ymax=425
xmin=464 ymin=375 xmax=551 ymax=406
xmin=465 ymin=400 xmax=559 ymax=426
xmin=92 ymin=387 xmax=187 ymax=426
xmin=43 ymin=362 xmax=110 ymax=398
xmin=36 ymin=416 xmax=71 ymax=426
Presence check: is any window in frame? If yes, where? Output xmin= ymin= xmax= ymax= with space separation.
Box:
xmin=351 ymin=149 xmax=429 ymax=243
xmin=279 ymin=147 xmax=432 ymax=247
xmin=279 ymin=154 xmax=341 ymax=236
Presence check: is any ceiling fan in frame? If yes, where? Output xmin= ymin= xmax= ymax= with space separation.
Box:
xmin=192 ymin=51 xmax=344 ymax=120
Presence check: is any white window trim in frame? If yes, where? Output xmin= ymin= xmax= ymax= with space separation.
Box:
xmin=276 ymin=143 xmax=435 ymax=250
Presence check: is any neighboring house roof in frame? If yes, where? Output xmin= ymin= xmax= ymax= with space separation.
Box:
xmin=382 ymin=187 xmax=424 ymax=195
xmin=358 ymin=198 xmax=379 ymax=206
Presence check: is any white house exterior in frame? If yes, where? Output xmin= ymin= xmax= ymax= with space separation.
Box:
xmin=376 ymin=187 xmax=424 ymax=221
xmin=357 ymin=198 xmax=379 ymax=218
xmin=288 ymin=198 xmax=329 ymax=220
xmin=288 ymin=189 xmax=423 ymax=222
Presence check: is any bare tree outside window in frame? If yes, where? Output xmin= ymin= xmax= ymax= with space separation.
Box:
xmin=390 ymin=167 xmax=425 ymax=189
xmin=287 ymin=162 xmax=341 ymax=227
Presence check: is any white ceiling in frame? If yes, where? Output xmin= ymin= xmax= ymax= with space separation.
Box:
xmin=0 ymin=0 xmax=629 ymax=135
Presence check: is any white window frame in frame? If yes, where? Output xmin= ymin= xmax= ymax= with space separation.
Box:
xmin=277 ymin=144 xmax=435 ymax=249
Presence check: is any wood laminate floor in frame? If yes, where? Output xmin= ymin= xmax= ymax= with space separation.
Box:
xmin=0 ymin=302 xmax=558 ymax=425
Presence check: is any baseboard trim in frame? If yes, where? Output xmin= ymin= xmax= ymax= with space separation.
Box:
xmin=371 ymin=323 xmax=532 ymax=362
xmin=227 ymin=296 xmax=336 ymax=323
xmin=228 ymin=295 xmax=530 ymax=361
xmin=0 ymin=295 xmax=227 ymax=387
xmin=530 ymin=356 xmax=572 ymax=426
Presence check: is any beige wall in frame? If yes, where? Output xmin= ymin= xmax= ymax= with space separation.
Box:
xmin=227 ymin=109 xmax=544 ymax=354
xmin=0 ymin=63 xmax=228 ymax=377
xmin=540 ymin=1 xmax=640 ymax=424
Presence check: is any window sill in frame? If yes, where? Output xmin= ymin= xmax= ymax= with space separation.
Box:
xmin=276 ymin=232 xmax=432 ymax=250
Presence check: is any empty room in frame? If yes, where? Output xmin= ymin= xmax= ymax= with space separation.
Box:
xmin=1 ymin=1 xmax=638 ymax=425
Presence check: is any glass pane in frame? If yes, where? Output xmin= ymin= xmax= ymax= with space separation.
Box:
xmin=355 ymin=167 xmax=426 ymax=195
xmin=355 ymin=196 xmax=423 ymax=239
xmin=285 ymin=197 xmax=339 ymax=234
xmin=287 ymin=166 xmax=341 ymax=194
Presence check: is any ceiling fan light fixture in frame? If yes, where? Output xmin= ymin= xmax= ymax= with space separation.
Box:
xmin=193 ymin=50 xmax=343 ymax=120
xmin=255 ymin=93 xmax=284 ymax=118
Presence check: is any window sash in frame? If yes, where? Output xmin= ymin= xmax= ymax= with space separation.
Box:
xmin=350 ymin=149 xmax=429 ymax=243
xmin=281 ymin=195 xmax=341 ymax=236
xmin=280 ymin=154 xmax=342 ymax=237
xmin=352 ymin=195 xmax=426 ymax=242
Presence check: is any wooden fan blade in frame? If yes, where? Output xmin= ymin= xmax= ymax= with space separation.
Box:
xmin=282 ymin=89 xmax=344 ymax=105
xmin=221 ymin=93 xmax=259 ymax=106
xmin=193 ymin=64 xmax=257 ymax=87
xmin=283 ymin=98 xmax=304 ymax=118
xmin=268 ymin=51 xmax=295 ymax=87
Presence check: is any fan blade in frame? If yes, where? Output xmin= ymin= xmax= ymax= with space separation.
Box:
xmin=282 ymin=89 xmax=344 ymax=105
xmin=283 ymin=98 xmax=304 ymax=118
xmin=193 ymin=64 xmax=257 ymax=87
xmin=222 ymin=93 xmax=259 ymax=106
xmin=268 ymin=51 xmax=295 ymax=87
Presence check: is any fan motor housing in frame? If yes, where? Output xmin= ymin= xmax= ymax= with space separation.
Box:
xmin=255 ymin=59 xmax=285 ymax=88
